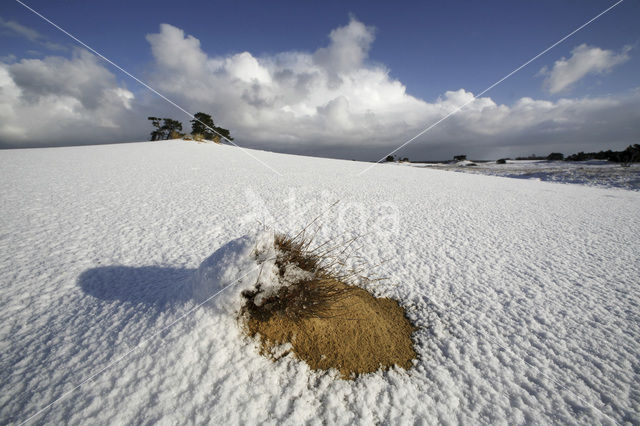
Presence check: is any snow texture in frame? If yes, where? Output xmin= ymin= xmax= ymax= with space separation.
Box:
xmin=192 ymin=231 xmax=278 ymax=315
xmin=1 ymin=140 xmax=639 ymax=425
xmin=409 ymin=159 xmax=640 ymax=191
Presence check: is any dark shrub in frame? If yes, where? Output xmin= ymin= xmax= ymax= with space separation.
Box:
xmin=547 ymin=152 xmax=564 ymax=161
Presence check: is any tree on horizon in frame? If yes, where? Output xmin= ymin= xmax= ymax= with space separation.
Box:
xmin=190 ymin=112 xmax=233 ymax=142
xmin=148 ymin=116 xmax=163 ymax=141
xmin=148 ymin=117 xmax=183 ymax=140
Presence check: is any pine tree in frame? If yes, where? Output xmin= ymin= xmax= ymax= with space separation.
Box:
xmin=191 ymin=112 xmax=214 ymax=139
xmin=162 ymin=119 xmax=182 ymax=139
xmin=148 ymin=117 xmax=183 ymax=140
xmin=190 ymin=112 xmax=233 ymax=142
xmin=214 ymin=125 xmax=233 ymax=141
xmin=148 ymin=116 xmax=163 ymax=141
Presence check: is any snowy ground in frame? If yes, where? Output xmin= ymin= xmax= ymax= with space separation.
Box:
xmin=1 ymin=140 xmax=639 ymax=425
xmin=406 ymin=159 xmax=640 ymax=191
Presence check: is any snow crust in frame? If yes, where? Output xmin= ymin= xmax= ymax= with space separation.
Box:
xmin=411 ymin=159 xmax=640 ymax=190
xmin=192 ymin=231 xmax=276 ymax=314
xmin=1 ymin=141 xmax=639 ymax=424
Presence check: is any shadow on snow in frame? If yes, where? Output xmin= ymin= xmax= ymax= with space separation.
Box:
xmin=78 ymin=265 xmax=195 ymax=308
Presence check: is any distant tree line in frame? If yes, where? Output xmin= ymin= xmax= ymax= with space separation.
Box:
xmin=147 ymin=112 xmax=233 ymax=142
xmin=514 ymin=154 xmax=548 ymax=161
xmin=385 ymin=155 xmax=410 ymax=162
xmin=564 ymin=144 xmax=639 ymax=164
xmin=501 ymin=145 xmax=640 ymax=165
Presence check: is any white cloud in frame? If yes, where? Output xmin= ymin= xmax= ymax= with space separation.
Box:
xmin=144 ymin=19 xmax=434 ymax=146
xmin=0 ymin=50 xmax=136 ymax=146
xmin=143 ymin=21 xmax=639 ymax=158
xmin=313 ymin=17 xmax=375 ymax=74
xmin=540 ymin=44 xmax=631 ymax=94
xmin=145 ymin=24 xmax=208 ymax=76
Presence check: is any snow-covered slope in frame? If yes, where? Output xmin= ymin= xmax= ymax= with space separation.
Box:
xmin=1 ymin=141 xmax=639 ymax=424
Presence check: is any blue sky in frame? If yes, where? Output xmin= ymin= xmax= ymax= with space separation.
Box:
xmin=1 ymin=0 xmax=639 ymax=159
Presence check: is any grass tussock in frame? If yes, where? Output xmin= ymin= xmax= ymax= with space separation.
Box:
xmin=242 ymin=232 xmax=364 ymax=321
xmin=241 ymin=226 xmax=417 ymax=379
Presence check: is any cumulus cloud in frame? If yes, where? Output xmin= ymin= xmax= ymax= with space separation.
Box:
xmin=1 ymin=18 xmax=639 ymax=159
xmin=144 ymin=20 xmax=442 ymax=148
xmin=0 ymin=49 xmax=136 ymax=147
xmin=143 ymin=21 xmax=639 ymax=158
xmin=313 ymin=17 xmax=375 ymax=74
xmin=0 ymin=16 xmax=66 ymax=51
xmin=540 ymin=44 xmax=631 ymax=94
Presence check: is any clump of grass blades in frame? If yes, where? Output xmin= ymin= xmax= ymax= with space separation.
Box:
xmin=242 ymin=278 xmax=354 ymax=321
xmin=242 ymin=227 xmax=384 ymax=321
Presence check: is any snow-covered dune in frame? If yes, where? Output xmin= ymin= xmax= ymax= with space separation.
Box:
xmin=1 ymin=141 xmax=639 ymax=424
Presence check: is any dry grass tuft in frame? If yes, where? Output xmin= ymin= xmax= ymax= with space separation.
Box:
xmin=241 ymin=225 xmax=417 ymax=379
xmin=169 ymin=130 xmax=183 ymax=139
xmin=242 ymin=277 xmax=357 ymax=322
xmin=243 ymin=230 xmax=371 ymax=321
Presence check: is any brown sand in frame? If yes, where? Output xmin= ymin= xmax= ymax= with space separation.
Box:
xmin=243 ymin=280 xmax=417 ymax=379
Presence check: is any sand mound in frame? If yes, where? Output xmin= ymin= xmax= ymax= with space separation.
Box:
xmin=243 ymin=279 xmax=416 ymax=378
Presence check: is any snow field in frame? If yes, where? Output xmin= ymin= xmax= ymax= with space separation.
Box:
xmin=409 ymin=159 xmax=640 ymax=191
xmin=0 ymin=141 xmax=639 ymax=424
